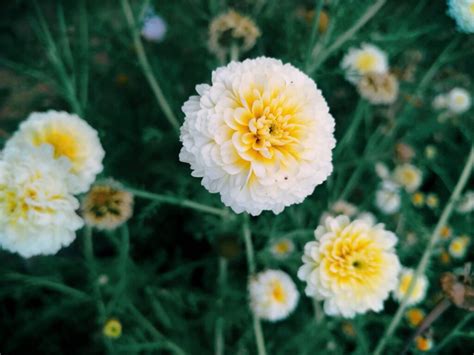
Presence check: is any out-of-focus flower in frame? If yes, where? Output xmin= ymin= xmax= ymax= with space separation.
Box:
xmin=393 ymin=164 xmax=423 ymax=193
xmin=426 ymin=193 xmax=439 ymax=209
xmin=447 ymin=0 xmax=474 ymax=33
xmin=341 ymin=322 xmax=356 ymax=337
xmin=405 ymin=308 xmax=425 ymax=327
xmin=440 ymin=225 xmax=452 ymax=239
xmin=81 ymin=180 xmax=133 ymax=231
xmin=331 ymin=200 xmax=358 ymax=217
xmin=341 ymin=44 xmax=388 ymax=84
xmin=179 ymin=57 xmax=336 ymax=216
xmin=441 ymin=271 xmax=474 ymax=311
xmin=98 ymin=274 xmax=109 ymax=286
xmin=449 ymin=236 xmax=470 ymax=258
xmin=0 ymin=145 xmax=83 ymax=258
xmin=249 ymin=269 xmax=299 ymax=321
xmin=457 ymin=190 xmax=474 ymax=213
xmin=375 ymin=180 xmax=401 ymax=215
xmin=375 ymin=162 xmax=391 ymax=179
xmin=5 ymin=110 xmax=105 ymax=194
xmin=447 ymin=87 xmax=471 ymax=113
xmin=393 ymin=268 xmax=429 ymax=306
xmin=424 ymin=145 xmax=437 ymax=160
xmin=357 ymin=212 xmax=377 ymax=225
xmin=432 ymin=94 xmax=448 ymax=110
xmin=298 ymin=216 xmax=400 ymax=318
xmin=411 ymin=192 xmax=425 ymax=207
xmin=269 ymin=238 xmax=295 ymax=259
xmin=103 ymin=318 xmax=122 ymax=338
xmin=208 ymin=10 xmax=260 ymax=61
xmin=357 ymin=71 xmax=399 ymax=105
xmin=440 ymin=249 xmax=451 ymax=264
xmin=415 ymin=335 xmax=433 ymax=352
xmin=297 ymin=8 xmax=330 ymax=33
xmin=395 ymin=142 xmax=415 ymax=163
xmin=141 ymin=8 xmax=167 ymax=42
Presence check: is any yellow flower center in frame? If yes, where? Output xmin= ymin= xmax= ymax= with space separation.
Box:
xmin=103 ymin=319 xmax=122 ymax=338
xmin=271 ymin=280 xmax=286 ymax=303
xmin=274 ymin=240 xmax=291 ymax=254
xmin=32 ymin=125 xmax=83 ymax=171
xmin=356 ymin=53 xmax=376 ymax=72
xmin=454 ymin=94 xmax=466 ymax=105
xmin=470 ymin=3 xmax=474 ymax=15
xmin=398 ymin=273 xmax=423 ymax=299
xmin=401 ymin=169 xmax=417 ymax=184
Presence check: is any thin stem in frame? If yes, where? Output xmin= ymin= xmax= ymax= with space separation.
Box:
xmin=126 ymin=187 xmax=229 ymax=217
xmin=433 ymin=313 xmax=474 ymax=352
xmin=312 ymin=298 xmax=324 ymax=323
xmin=230 ymin=43 xmax=239 ymax=62
xmin=304 ymin=0 xmax=324 ymax=73
xmin=374 ymin=147 xmax=474 ymax=355
xmin=242 ymin=214 xmax=267 ymax=355
xmin=120 ymin=0 xmax=180 ymax=133
xmin=214 ymin=257 xmax=227 ymax=355
xmin=107 ymin=224 xmax=130 ymax=312
xmin=309 ymin=0 xmax=386 ymax=73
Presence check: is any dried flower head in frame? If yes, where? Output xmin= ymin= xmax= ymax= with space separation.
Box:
xmin=440 ymin=269 xmax=474 ymax=311
xmin=357 ymin=72 xmax=399 ymax=105
xmin=81 ymin=180 xmax=133 ymax=230
xmin=208 ymin=10 xmax=260 ymax=61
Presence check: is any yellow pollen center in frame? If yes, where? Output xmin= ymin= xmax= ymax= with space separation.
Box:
xmin=271 ymin=281 xmax=286 ymax=303
xmin=356 ymin=53 xmax=376 ymax=72
xmin=399 ymin=274 xmax=422 ymax=299
xmin=470 ymin=3 xmax=474 ymax=15
xmin=274 ymin=241 xmax=290 ymax=254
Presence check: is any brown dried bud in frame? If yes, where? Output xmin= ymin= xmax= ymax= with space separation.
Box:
xmin=395 ymin=142 xmax=416 ymax=162
xmin=440 ymin=271 xmax=474 ymax=311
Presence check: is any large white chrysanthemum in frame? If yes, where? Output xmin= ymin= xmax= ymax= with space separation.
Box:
xmin=340 ymin=43 xmax=388 ymax=84
xmin=249 ymin=269 xmax=299 ymax=321
xmin=0 ymin=145 xmax=84 ymax=258
xmin=179 ymin=57 xmax=336 ymax=216
xmin=5 ymin=111 xmax=105 ymax=194
xmin=447 ymin=0 xmax=474 ymax=33
xmin=393 ymin=268 xmax=428 ymax=306
xmin=298 ymin=216 xmax=401 ymax=318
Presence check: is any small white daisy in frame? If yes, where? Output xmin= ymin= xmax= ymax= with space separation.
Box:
xmin=393 ymin=164 xmax=423 ymax=193
xmin=447 ymin=87 xmax=471 ymax=114
xmin=341 ymin=43 xmax=388 ymax=84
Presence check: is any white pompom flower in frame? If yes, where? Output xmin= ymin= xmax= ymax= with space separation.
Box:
xmin=298 ymin=216 xmax=400 ymax=318
xmin=5 ymin=110 xmax=105 ymax=194
xmin=447 ymin=0 xmax=474 ymax=33
xmin=393 ymin=163 xmax=423 ymax=193
xmin=179 ymin=57 xmax=336 ymax=216
xmin=375 ymin=180 xmax=401 ymax=215
xmin=341 ymin=43 xmax=388 ymax=84
xmin=0 ymin=145 xmax=84 ymax=258
xmin=446 ymin=87 xmax=471 ymax=114
xmin=249 ymin=269 xmax=299 ymax=321
xmin=393 ymin=268 xmax=429 ymax=306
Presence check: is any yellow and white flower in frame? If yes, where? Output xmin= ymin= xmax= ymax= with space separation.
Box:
xmin=5 ymin=110 xmax=105 ymax=194
xmin=375 ymin=180 xmax=401 ymax=215
xmin=447 ymin=87 xmax=471 ymax=113
xmin=0 ymin=145 xmax=83 ymax=258
xmin=432 ymin=94 xmax=448 ymax=110
xmin=447 ymin=0 xmax=474 ymax=33
xmin=298 ymin=216 xmax=400 ymax=318
xmin=179 ymin=57 xmax=336 ymax=215
xmin=393 ymin=268 xmax=428 ymax=306
xmin=393 ymin=164 xmax=422 ymax=193
xmin=341 ymin=43 xmax=388 ymax=84
xmin=426 ymin=193 xmax=439 ymax=209
xmin=457 ymin=190 xmax=474 ymax=213
xmin=448 ymin=235 xmax=470 ymax=258
xmin=269 ymin=238 xmax=295 ymax=259
xmin=249 ymin=269 xmax=299 ymax=321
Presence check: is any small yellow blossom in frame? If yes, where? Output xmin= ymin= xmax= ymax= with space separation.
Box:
xmin=440 ymin=250 xmax=451 ymax=264
xmin=103 ymin=318 xmax=122 ymax=338
xmin=411 ymin=192 xmax=425 ymax=207
xmin=440 ymin=226 xmax=452 ymax=239
xmin=405 ymin=308 xmax=425 ymax=327
xmin=424 ymin=145 xmax=437 ymax=160
xmin=448 ymin=235 xmax=470 ymax=258
xmin=415 ymin=335 xmax=433 ymax=352
xmin=426 ymin=194 xmax=439 ymax=209
xmin=270 ymin=238 xmax=295 ymax=259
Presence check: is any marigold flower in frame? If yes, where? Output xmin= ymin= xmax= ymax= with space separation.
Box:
xmin=357 ymin=71 xmax=399 ymax=105
xmin=0 ymin=145 xmax=83 ymax=257
xmin=81 ymin=180 xmax=133 ymax=230
xmin=298 ymin=216 xmax=400 ymax=318
xmin=5 ymin=110 xmax=104 ymax=194
xmin=447 ymin=0 xmax=474 ymax=33
xmin=449 ymin=235 xmax=470 ymax=258
xmin=179 ymin=57 xmax=336 ymax=215
xmin=103 ymin=318 xmax=122 ymax=338
xmin=341 ymin=43 xmax=388 ymax=84
xmin=393 ymin=268 xmax=429 ymax=306
xmin=249 ymin=269 xmax=299 ymax=321
xmin=393 ymin=164 xmax=422 ymax=193
xmin=208 ymin=10 xmax=260 ymax=61
xmin=269 ymin=238 xmax=295 ymax=259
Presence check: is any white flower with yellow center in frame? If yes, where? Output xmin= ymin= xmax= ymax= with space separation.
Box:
xmin=5 ymin=111 xmax=105 ymax=194
xmin=393 ymin=268 xmax=428 ymax=306
xmin=447 ymin=87 xmax=471 ymax=113
xmin=457 ymin=190 xmax=474 ymax=213
xmin=448 ymin=0 xmax=474 ymax=33
xmin=298 ymin=216 xmax=400 ymax=318
xmin=375 ymin=180 xmax=401 ymax=215
xmin=341 ymin=43 xmax=388 ymax=84
xmin=449 ymin=236 xmax=470 ymax=258
xmin=180 ymin=57 xmax=336 ymax=215
xmin=0 ymin=145 xmax=84 ymax=258
xmin=249 ymin=269 xmax=299 ymax=321
xmin=393 ymin=164 xmax=422 ymax=193
xmin=269 ymin=237 xmax=295 ymax=259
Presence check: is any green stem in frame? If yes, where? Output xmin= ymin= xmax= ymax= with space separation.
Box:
xmin=433 ymin=313 xmax=474 ymax=352
xmin=373 ymin=147 xmax=474 ymax=355
xmin=120 ymin=0 xmax=180 ymax=133
xmin=214 ymin=257 xmax=227 ymax=355
xmin=230 ymin=43 xmax=239 ymax=62
xmin=107 ymin=224 xmax=130 ymax=313
xmin=242 ymin=214 xmax=267 ymax=355
xmin=304 ymin=0 xmax=324 ymax=73
xmin=126 ymin=187 xmax=229 ymax=217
